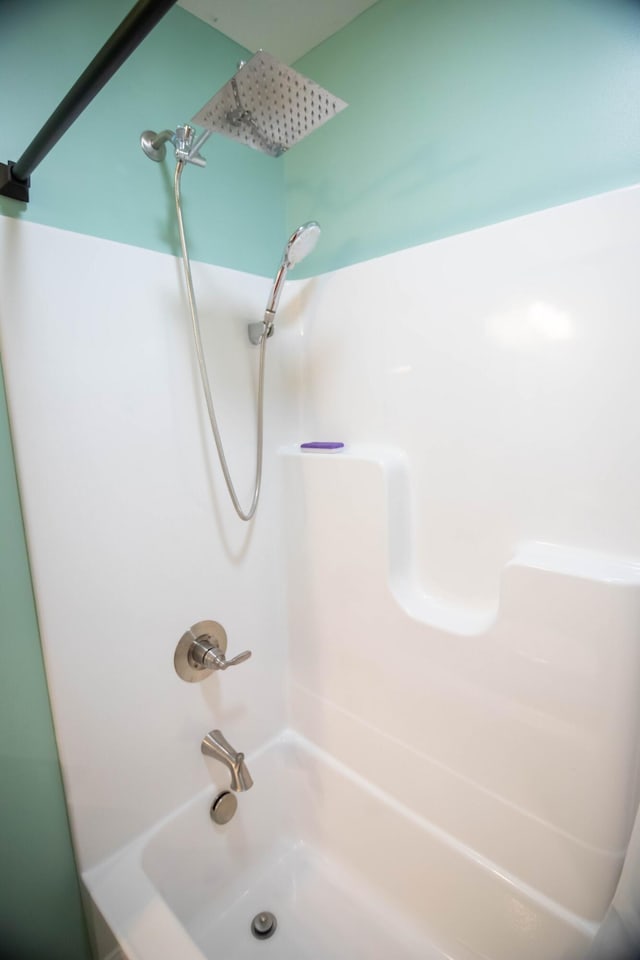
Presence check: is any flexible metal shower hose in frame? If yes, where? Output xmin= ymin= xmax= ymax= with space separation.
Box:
xmin=174 ymin=160 xmax=267 ymax=521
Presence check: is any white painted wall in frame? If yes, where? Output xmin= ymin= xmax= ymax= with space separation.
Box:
xmin=0 ymin=216 xmax=301 ymax=867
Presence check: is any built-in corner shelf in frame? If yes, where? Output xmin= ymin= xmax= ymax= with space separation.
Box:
xmin=279 ymin=442 xmax=640 ymax=636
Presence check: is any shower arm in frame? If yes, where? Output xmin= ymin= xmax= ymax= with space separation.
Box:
xmin=141 ymin=125 xmax=207 ymax=166
xmin=187 ymin=129 xmax=213 ymax=162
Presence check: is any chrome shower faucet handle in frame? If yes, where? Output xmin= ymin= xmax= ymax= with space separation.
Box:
xmin=174 ymin=620 xmax=252 ymax=682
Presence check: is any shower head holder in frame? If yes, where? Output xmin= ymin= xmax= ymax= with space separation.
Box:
xmin=248 ymin=319 xmax=274 ymax=347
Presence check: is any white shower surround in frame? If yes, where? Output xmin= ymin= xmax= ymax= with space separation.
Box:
xmin=0 ymin=218 xmax=300 ymax=866
xmin=1 ymin=183 xmax=640 ymax=959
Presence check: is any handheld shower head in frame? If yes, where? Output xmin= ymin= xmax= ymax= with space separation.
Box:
xmin=283 ymin=221 xmax=321 ymax=267
xmin=248 ymin=222 xmax=321 ymax=345
xmin=267 ymin=221 xmax=321 ymax=315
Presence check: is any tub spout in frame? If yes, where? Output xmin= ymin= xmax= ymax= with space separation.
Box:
xmin=201 ymin=729 xmax=253 ymax=792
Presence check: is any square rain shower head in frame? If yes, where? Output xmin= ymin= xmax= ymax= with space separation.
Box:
xmin=191 ymin=50 xmax=348 ymax=157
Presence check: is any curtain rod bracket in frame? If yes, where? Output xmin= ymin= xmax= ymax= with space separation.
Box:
xmin=0 ymin=163 xmax=31 ymax=203
xmin=0 ymin=0 xmax=176 ymax=205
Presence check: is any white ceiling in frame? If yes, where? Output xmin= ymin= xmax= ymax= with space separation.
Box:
xmin=178 ymin=0 xmax=379 ymax=64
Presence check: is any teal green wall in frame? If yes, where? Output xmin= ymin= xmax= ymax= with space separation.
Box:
xmin=0 ymin=0 xmax=285 ymax=275
xmin=0 ymin=359 xmax=90 ymax=960
xmin=5 ymin=0 xmax=636 ymax=280
xmin=287 ymin=0 xmax=640 ymax=276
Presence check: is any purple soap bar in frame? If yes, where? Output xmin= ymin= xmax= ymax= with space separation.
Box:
xmin=300 ymin=441 xmax=344 ymax=451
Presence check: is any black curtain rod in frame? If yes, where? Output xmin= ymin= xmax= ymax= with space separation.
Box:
xmin=0 ymin=0 xmax=177 ymax=203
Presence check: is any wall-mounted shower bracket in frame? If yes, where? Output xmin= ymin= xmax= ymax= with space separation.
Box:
xmin=248 ymin=317 xmax=275 ymax=346
xmin=174 ymin=620 xmax=251 ymax=682
xmin=140 ymin=129 xmax=174 ymax=162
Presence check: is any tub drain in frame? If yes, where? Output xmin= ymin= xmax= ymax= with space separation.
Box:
xmin=250 ymin=911 xmax=277 ymax=940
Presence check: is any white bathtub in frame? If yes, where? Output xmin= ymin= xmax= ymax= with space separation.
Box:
xmin=83 ymin=730 xmax=596 ymax=960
